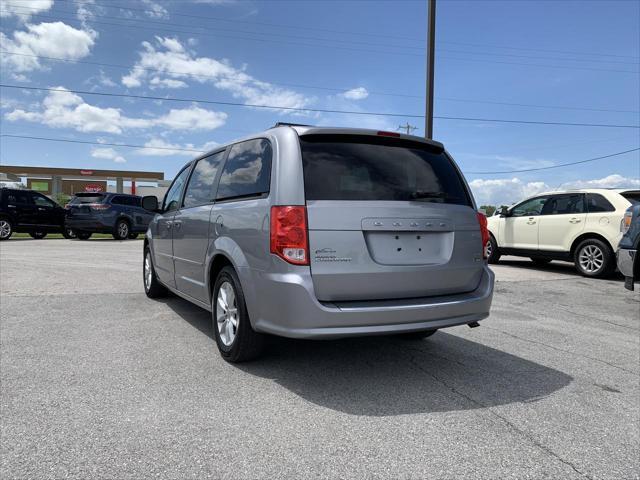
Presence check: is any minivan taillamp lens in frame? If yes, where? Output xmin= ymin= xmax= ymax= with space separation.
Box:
xmin=270 ymin=206 xmax=309 ymax=265
xmin=477 ymin=212 xmax=490 ymax=259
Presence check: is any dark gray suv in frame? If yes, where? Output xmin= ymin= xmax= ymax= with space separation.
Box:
xmin=142 ymin=125 xmax=494 ymax=362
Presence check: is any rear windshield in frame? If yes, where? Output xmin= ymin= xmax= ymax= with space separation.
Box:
xmin=299 ymin=135 xmax=471 ymax=206
xmin=70 ymin=194 xmax=106 ymax=204
xmin=622 ymin=191 xmax=640 ymax=205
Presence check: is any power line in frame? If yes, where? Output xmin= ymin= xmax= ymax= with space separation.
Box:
xmin=2 ymin=84 xmax=640 ymax=129
xmin=38 ymin=0 xmax=640 ymax=60
xmin=3 ymin=135 xmax=637 ymax=176
xmin=466 ymin=148 xmax=640 ymax=174
xmin=0 ymin=134 xmax=206 ymax=152
xmin=2 ymin=9 xmax=639 ymax=74
xmin=1 ymin=51 xmax=637 ymax=114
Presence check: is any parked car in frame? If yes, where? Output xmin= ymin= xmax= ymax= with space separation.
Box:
xmin=486 ymin=189 xmax=639 ymax=277
xmin=617 ymin=205 xmax=640 ymax=290
xmin=142 ymin=125 xmax=494 ymax=362
xmin=0 ymin=187 xmax=74 ymax=240
xmin=66 ymin=192 xmax=155 ymax=240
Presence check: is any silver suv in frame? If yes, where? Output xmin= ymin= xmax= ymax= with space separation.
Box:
xmin=142 ymin=125 xmax=494 ymax=362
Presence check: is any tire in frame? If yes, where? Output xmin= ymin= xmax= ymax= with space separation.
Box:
xmin=128 ymin=232 xmax=139 ymax=240
xmin=531 ymin=258 xmax=551 ymax=266
xmin=29 ymin=232 xmax=47 ymax=239
xmin=574 ymin=238 xmax=614 ymax=278
xmin=76 ymin=231 xmax=92 ymax=240
xmin=113 ymin=219 xmax=130 ymax=240
xmin=487 ymin=234 xmax=501 ymax=264
xmin=398 ymin=330 xmax=438 ymax=340
xmin=212 ymin=266 xmax=264 ymax=362
xmin=0 ymin=218 xmax=13 ymax=240
xmin=143 ymin=247 xmax=168 ymax=298
xmin=62 ymin=227 xmax=77 ymax=239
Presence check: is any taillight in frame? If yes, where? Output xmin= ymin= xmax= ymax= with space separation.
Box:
xmin=64 ymin=203 xmax=70 ymax=209
xmin=88 ymin=203 xmax=111 ymax=211
xmin=622 ymin=211 xmax=632 ymax=233
xmin=270 ymin=206 xmax=309 ymax=265
xmin=477 ymin=212 xmax=490 ymax=259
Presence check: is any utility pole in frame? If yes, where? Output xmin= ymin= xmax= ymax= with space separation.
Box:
xmin=398 ymin=123 xmax=418 ymax=135
xmin=425 ymin=0 xmax=436 ymax=139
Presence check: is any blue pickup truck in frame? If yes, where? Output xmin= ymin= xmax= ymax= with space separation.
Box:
xmin=617 ymin=204 xmax=640 ymax=290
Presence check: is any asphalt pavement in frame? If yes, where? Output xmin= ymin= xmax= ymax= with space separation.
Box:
xmin=1 ymin=239 xmax=638 ymax=479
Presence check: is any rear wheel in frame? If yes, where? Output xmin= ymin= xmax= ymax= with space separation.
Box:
xmin=574 ymin=238 xmax=614 ymax=278
xmin=76 ymin=231 xmax=92 ymax=240
xmin=0 ymin=219 xmax=13 ymax=240
xmin=29 ymin=232 xmax=47 ymax=239
xmin=143 ymin=247 xmax=168 ymax=298
xmin=113 ymin=219 xmax=130 ymax=240
xmin=213 ymin=266 xmax=264 ymax=362
xmin=62 ymin=227 xmax=77 ymax=239
xmin=487 ymin=235 xmax=501 ymax=264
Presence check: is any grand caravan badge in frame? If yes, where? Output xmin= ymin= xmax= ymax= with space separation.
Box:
xmin=314 ymin=248 xmax=352 ymax=262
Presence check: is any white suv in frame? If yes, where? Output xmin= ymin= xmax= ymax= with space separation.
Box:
xmin=486 ymin=189 xmax=639 ymax=277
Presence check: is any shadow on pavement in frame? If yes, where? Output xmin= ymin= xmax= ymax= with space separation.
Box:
xmin=496 ymin=258 xmax=623 ymax=280
xmin=162 ymin=295 xmax=573 ymax=416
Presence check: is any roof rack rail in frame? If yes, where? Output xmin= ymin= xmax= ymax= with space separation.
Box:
xmin=272 ymin=122 xmax=314 ymax=128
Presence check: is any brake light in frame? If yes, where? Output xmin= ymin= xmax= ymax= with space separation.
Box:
xmin=377 ymin=131 xmax=401 ymax=137
xmin=270 ymin=206 xmax=309 ymax=265
xmin=622 ymin=211 xmax=632 ymax=233
xmin=477 ymin=212 xmax=490 ymax=259
xmin=88 ymin=203 xmax=111 ymax=211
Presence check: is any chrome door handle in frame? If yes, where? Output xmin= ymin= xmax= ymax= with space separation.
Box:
xmin=165 ymin=221 xmax=173 ymax=229
xmin=7 ymin=205 xmax=16 ymax=208
xmin=569 ymin=218 xmax=581 ymax=224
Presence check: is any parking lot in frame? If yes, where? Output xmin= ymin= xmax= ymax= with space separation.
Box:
xmin=1 ymin=239 xmax=638 ymax=479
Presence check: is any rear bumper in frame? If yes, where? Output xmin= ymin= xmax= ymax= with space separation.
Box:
xmin=66 ymin=217 xmax=113 ymax=232
xmin=249 ymin=265 xmax=494 ymax=339
xmin=616 ymin=247 xmax=636 ymax=279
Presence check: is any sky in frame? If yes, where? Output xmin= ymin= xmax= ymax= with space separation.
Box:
xmin=0 ymin=0 xmax=639 ymax=206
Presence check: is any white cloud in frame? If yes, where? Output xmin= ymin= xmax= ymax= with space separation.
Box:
xmin=469 ymin=174 xmax=640 ymax=206
xmin=135 ymin=138 xmax=218 ymax=156
xmin=0 ymin=21 xmax=96 ymax=72
xmin=341 ymin=87 xmax=369 ymax=101
xmin=0 ymin=0 xmax=54 ymax=20
xmin=5 ymin=87 xmax=228 ymax=134
xmin=91 ymin=147 xmax=126 ymax=163
xmin=141 ymin=0 xmax=169 ymax=18
xmin=121 ymin=37 xmax=312 ymax=111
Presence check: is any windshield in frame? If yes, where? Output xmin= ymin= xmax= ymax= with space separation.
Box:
xmin=299 ymin=134 xmax=471 ymax=205
xmin=70 ymin=194 xmax=106 ymax=204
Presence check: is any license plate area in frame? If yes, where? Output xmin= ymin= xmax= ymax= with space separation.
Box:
xmin=363 ymin=231 xmax=454 ymax=266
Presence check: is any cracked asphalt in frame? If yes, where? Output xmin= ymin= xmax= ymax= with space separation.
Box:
xmin=1 ymin=239 xmax=638 ymax=479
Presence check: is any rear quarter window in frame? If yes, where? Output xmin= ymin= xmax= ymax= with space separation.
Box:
xmin=586 ymin=194 xmax=615 ymax=213
xmin=216 ymin=139 xmax=272 ymax=201
xmin=299 ymin=135 xmax=471 ymax=206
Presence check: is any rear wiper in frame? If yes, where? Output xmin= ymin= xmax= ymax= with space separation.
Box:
xmin=409 ymin=190 xmax=448 ymax=200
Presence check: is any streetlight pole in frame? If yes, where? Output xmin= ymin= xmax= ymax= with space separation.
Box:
xmin=425 ymin=0 xmax=436 ymax=139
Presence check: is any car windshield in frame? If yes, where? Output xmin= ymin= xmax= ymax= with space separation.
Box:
xmin=299 ymin=134 xmax=471 ymax=205
xmin=622 ymin=191 xmax=640 ymax=205
xmin=70 ymin=194 xmax=106 ymax=204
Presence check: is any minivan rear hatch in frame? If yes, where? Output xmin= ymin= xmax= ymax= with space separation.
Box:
xmin=300 ymin=133 xmax=484 ymax=302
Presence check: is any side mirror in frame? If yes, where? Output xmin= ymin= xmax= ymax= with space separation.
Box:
xmin=142 ymin=195 xmax=159 ymax=212
xmin=499 ymin=206 xmax=509 ymax=217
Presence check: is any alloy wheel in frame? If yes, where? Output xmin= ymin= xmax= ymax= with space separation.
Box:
xmin=216 ymin=281 xmax=238 ymax=347
xmin=578 ymin=245 xmax=604 ymax=273
xmin=118 ymin=222 xmax=129 ymax=239
xmin=144 ymin=253 xmax=153 ymax=291
xmin=0 ymin=220 xmax=12 ymax=239
xmin=485 ymin=239 xmax=492 ymax=258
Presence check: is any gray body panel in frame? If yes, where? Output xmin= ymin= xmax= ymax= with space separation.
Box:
xmin=146 ymin=126 xmax=494 ymax=338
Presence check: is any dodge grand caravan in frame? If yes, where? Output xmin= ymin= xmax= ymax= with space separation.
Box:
xmin=142 ymin=125 xmax=494 ymax=362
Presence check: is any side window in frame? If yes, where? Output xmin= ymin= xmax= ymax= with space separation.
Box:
xmin=183 ymin=150 xmax=226 ymax=208
xmin=7 ymin=191 xmax=31 ymax=204
xmin=163 ymin=165 xmax=192 ymax=213
xmin=216 ymin=139 xmax=272 ymax=201
xmin=586 ymin=193 xmax=615 ymax=213
xmin=511 ymin=196 xmax=548 ymax=217
xmin=541 ymin=194 xmax=585 ymax=215
xmin=111 ymin=196 xmax=124 ymax=205
xmin=32 ymin=193 xmax=55 ymax=208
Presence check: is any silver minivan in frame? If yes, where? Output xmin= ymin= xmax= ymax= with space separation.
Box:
xmin=142 ymin=124 xmax=494 ymax=362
